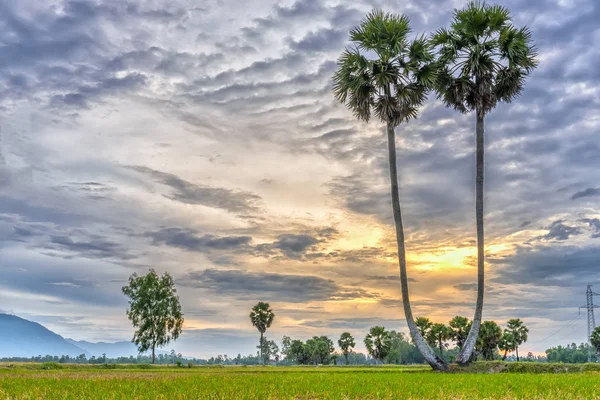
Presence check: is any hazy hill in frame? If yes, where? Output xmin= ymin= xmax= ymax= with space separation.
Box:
xmin=65 ymin=339 xmax=142 ymax=358
xmin=0 ymin=313 xmax=87 ymax=357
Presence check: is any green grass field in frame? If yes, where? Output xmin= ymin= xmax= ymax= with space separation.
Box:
xmin=1 ymin=363 xmax=599 ymax=399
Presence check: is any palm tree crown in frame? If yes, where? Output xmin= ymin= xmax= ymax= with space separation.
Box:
xmin=332 ymin=10 xmax=436 ymax=128
xmin=432 ymin=1 xmax=538 ymax=117
xmin=249 ymin=302 xmax=274 ymax=334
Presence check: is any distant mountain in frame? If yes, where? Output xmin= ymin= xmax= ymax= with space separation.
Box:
xmin=65 ymin=339 xmax=142 ymax=358
xmin=0 ymin=313 xmax=88 ymax=357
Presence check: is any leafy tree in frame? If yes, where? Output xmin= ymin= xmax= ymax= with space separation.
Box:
xmin=506 ymin=318 xmax=529 ymax=361
xmin=590 ymin=327 xmax=600 ymax=361
xmin=269 ymin=340 xmax=280 ymax=363
xmin=332 ymin=10 xmax=444 ymax=370
xmin=281 ymin=336 xmax=292 ymax=358
xmin=122 ymin=269 xmax=184 ymax=363
xmin=286 ymin=339 xmax=307 ymax=364
xmin=498 ymin=331 xmax=517 ymax=361
xmin=364 ymin=326 xmax=392 ymax=363
xmin=432 ymin=2 xmax=538 ymax=364
xmin=338 ymin=332 xmax=356 ymax=365
xmin=249 ymin=302 xmax=275 ymax=365
xmin=449 ymin=316 xmax=471 ymax=349
xmin=476 ymin=321 xmax=502 ymax=361
xmin=384 ymin=330 xmax=425 ymax=364
xmin=305 ymin=336 xmax=334 ymax=365
xmin=428 ymin=323 xmax=453 ymax=358
xmin=545 ymin=343 xmax=590 ymax=363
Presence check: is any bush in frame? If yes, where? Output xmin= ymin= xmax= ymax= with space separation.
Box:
xmin=101 ymin=363 xmax=117 ymax=369
xmin=176 ymin=360 xmax=182 ymax=367
xmin=187 ymin=362 xmax=194 ymax=369
xmin=40 ymin=362 xmax=63 ymax=370
xmin=137 ymin=364 xmax=152 ymax=369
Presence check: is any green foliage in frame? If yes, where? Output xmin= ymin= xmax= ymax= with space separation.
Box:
xmin=176 ymin=360 xmax=182 ymax=367
xmin=187 ymin=362 xmax=194 ymax=369
xmin=415 ymin=317 xmax=433 ymax=340
xmin=449 ymin=316 xmax=472 ymax=349
xmin=546 ymin=343 xmax=595 ymax=363
xmin=428 ymin=323 xmax=453 ymax=358
xmin=249 ymin=302 xmax=275 ymax=334
xmin=338 ymin=332 xmax=356 ymax=364
xmin=121 ymin=269 xmax=184 ymax=363
xmin=383 ymin=331 xmax=425 ymax=364
xmin=431 ymin=1 xmax=538 ymax=118
xmin=590 ymin=327 xmax=600 ymax=356
xmin=332 ymin=9 xmax=436 ymax=127
xmin=505 ymin=319 xmax=529 ymax=360
xmin=364 ymin=326 xmax=392 ymax=363
xmin=498 ymin=331 xmax=517 ymax=360
xmin=40 ymin=362 xmax=63 ymax=370
xmin=476 ymin=321 xmax=503 ymax=360
xmin=305 ymin=336 xmax=335 ymax=365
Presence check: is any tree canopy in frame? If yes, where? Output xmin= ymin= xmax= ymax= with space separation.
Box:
xmin=121 ymin=269 xmax=184 ymax=363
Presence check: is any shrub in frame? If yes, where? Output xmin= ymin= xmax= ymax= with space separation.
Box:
xmin=40 ymin=362 xmax=63 ymax=370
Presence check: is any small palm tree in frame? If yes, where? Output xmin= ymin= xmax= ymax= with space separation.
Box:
xmin=364 ymin=326 xmax=392 ymax=364
xmin=506 ymin=318 xmax=529 ymax=361
xmin=249 ymin=302 xmax=275 ymax=364
xmin=332 ymin=9 xmax=446 ymax=371
xmin=432 ymin=1 xmax=538 ymax=364
xmin=338 ymin=332 xmax=356 ymax=365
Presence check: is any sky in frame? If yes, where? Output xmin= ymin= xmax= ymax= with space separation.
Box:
xmin=0 ymin=0 xmax=599 ymax=358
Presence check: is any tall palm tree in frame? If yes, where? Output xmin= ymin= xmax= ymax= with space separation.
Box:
xmin=333 ymin=10 xmax=446 ymax=371
xmin=431 ymin=1 xmax=537 ymax=364
xmin=249 ymin=302 xmax=275 ymax=364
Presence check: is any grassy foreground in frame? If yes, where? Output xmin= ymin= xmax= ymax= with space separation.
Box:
xmin=1 ymin=363 xmax=599 ymax=399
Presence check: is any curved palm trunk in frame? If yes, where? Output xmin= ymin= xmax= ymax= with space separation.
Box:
xmin=457 ymin=114 xmax=485 ymax=365
xmin=386 ymin=122 xmax=448 ymax=371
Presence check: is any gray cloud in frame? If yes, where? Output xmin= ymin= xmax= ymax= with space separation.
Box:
xmin=178 ymin=268 xmax=380 ymax=303
xmin=146 ymin=228 xmax=252 ymax=251
xmin=492 ymin=245 xmax=600 ymax=287
xmin=536 ymin=220 xmax=582 ymax=242
xmin=127 ymin=166 xmax=263 ymax=215
xmin=571 ymin=187 xmax=600 ymax=200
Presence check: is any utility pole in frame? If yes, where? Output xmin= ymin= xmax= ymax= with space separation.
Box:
xmin=579 ymin=285 xmax=600 ymax=362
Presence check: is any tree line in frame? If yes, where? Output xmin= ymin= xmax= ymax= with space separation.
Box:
xmin=120 ymin=271 xmax=536 ymax=366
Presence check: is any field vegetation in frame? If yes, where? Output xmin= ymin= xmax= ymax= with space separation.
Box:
xmin=1 ymin=363 xmax=600 ymax=399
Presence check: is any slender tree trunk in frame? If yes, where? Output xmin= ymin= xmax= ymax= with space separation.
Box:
xmin=345 ymin=353 xmax=349 ymax=365
xmin=152 ymin=344 xmax=155 ymax=364
xmin=516 ymin=346 xmax=519 ymax=362
xmin=502 ymin=350 xmax=508 ymax=361
xmin=260 ymin=331 xmax=264 ymax=365
xmin=386 ymin=122 xmax=448 ymax=371
xmin=457 ymin=114 xmax=485 ymax=365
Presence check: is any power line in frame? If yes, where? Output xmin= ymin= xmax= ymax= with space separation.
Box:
xmin=537 ymin=313 xmax=583 ymax=344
